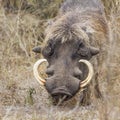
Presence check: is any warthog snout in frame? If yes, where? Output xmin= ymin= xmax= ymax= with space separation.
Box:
xmin=45 ymin=74 xmax=80 ymax=101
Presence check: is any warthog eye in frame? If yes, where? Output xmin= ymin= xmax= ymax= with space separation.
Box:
xmin=42 ymin=45 xmax=54 ymax=57
xmin=77 ymin=42 xmax=89 ymax=57
xmin=78 ymin=48 xmax=88 ymax=57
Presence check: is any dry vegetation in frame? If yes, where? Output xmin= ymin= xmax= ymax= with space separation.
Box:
xmin=0 ymin=0 xmax=120 ymax=120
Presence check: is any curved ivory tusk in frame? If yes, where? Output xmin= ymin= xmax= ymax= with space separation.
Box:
xmin=33 ymin=59 xmax=48 ymax=86
xmin=79 ymin=59 xmax=94 ymax=88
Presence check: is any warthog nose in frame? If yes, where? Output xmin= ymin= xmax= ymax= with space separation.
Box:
xmin=51 ymin=86 xmax=72 ymax=100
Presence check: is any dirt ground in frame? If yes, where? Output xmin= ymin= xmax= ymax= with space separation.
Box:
xmin=0 ymin=1 xmax=120 ymax=120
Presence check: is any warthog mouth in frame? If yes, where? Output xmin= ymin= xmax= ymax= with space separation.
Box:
xmin=51 ymin=87 xmax=72 ymax=101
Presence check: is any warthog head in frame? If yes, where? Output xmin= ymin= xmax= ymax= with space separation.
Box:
xmin=33 ymin=39 xmax=99 ymax=102
xmin=33 ymin=13 xmax=100 ymax=103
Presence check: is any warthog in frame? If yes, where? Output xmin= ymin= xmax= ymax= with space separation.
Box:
xmin=33 ymin=0 xmax=109 ymax=105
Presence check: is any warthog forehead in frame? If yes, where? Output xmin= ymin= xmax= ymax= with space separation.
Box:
xmin=45 ymin=14 xmax=90 ymax=45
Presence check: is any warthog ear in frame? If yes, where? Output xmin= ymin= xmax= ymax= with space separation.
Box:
xmin=90 ymin=47 xmax=99 ymax=56
xmin=32 ymin=46 xmax=41 ymax=53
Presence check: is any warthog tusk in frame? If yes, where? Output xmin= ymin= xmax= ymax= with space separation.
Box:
xmin=79 ymin=59 xmax=94 ymax=88
xmin=33 ymin=59 xmax=48 ymax=86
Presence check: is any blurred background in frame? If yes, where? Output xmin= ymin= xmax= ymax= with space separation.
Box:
xmin=0 ymin=0 xmax=120 ymax=120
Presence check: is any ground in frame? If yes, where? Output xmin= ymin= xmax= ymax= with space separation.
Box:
xmin=0 ymin=2 xmax=120 ymax=120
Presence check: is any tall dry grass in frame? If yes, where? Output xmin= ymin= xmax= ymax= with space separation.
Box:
xmin=0 ymin=0 xmax=120 ymax=120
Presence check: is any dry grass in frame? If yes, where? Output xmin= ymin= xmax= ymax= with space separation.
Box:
xmin=0 ymin=0 xmax=120 ymax=120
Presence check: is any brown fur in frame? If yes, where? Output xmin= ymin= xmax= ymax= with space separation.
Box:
xmin=45 ymin=11 xmax=109 ymax=48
